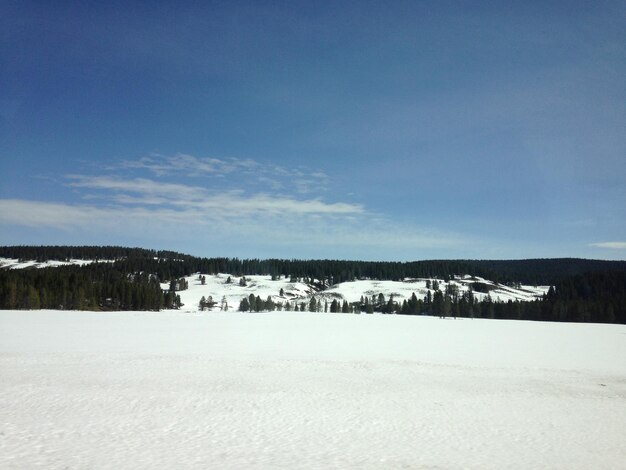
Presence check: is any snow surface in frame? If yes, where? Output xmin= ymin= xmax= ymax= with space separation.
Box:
xmin=1 ymin=310 xmax=625 ymax=469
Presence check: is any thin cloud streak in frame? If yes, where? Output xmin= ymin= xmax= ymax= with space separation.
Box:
xmin=590 ymin=242 xmax=626 ymax=250
xmin=66 ymin=175 xmax=208 ymax=200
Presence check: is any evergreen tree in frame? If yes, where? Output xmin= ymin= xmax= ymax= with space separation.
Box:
xmin=433 ymin=291 xmax=444 ymax=317
xmin=239 ymin=297 xmax=250 ymax=311
xmin=26 ymin=286 xmax=40 ymax=310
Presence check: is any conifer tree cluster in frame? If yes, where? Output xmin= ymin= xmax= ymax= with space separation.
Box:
xmin=0 ymin=264 xmax=164 ymax=311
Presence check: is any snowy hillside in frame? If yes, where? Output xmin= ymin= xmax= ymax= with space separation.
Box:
xmin=320 ymin=275 xmax=547 ymax=303
xmin=166 ymin=273 xmax=549 ymax=313
xmin=0 ymin=257 xmax=114 ymax=269
xmin=1 ymin=310 xmax=624 ymax=469
xmin=164 ymin=273 xmax=317 ymax=312
xmin=1 ymin=256 xmax=550 ymax=312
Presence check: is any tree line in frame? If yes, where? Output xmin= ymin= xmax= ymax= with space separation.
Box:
xmin=235 ymin=271 xmax=626 ymax=324
xmin=3 ymin=245 xmax=626 ymax=285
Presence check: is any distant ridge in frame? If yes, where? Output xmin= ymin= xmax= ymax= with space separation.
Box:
xmin=2 ymin=245 xmax=626 ymax=285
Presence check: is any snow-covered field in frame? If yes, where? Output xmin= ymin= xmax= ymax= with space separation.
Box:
xmin=1 ymin=310 xmax=625 ymax=469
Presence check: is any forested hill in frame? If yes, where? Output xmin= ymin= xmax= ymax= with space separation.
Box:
xmin=1 ymin=245 xmax=626 ymax=285
xmin=2 ymin=246 xmax=626 ymax=323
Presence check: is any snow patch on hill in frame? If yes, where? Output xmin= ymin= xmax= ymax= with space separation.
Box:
xmin=0 ymin=257 xmax=115 ymax=269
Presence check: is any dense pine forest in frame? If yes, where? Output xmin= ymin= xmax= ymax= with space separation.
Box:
xmin=1 ymin=245 xmax=625 ymax=323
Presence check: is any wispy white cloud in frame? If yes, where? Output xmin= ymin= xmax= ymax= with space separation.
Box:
xmin=113 ymin=153 xmax=330 ymax=195
xmin=590 ymin=241 xmax=626 ymax=249
xmin=117 ymin=153 xmax=258 ymax=177
xmin=66 ymin=175 xmax=208 ymax=201
xmin=64 ymin=174 xmax=362 ymax=216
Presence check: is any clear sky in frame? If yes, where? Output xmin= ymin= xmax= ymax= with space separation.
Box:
xmin=1 ymin=1 xmax=624 ymax=260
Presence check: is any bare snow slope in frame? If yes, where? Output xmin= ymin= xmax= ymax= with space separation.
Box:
xmin=1 ymin=310 xmax=625 ymax=469
xmin=166 ymin=274 xmax=317 ymax=312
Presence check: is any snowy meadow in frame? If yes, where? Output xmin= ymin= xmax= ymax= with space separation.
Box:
xmin=1 ymin=310 xmax=625 ymax=469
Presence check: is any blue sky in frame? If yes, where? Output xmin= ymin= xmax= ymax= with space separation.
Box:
xmin=1 ymin=1 xmax=624 ymax=260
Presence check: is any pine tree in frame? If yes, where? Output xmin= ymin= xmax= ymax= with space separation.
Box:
xmin=239 ymin=297 xmax=250 ymax=311
xmin=26 ymin=286 xmax=40 ymax=310
xmin=433 ymin=291 xmax=444 ymax=317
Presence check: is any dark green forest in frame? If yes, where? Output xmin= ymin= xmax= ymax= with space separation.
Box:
xmin=1 ymin=245 xmax=625 ymax=323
